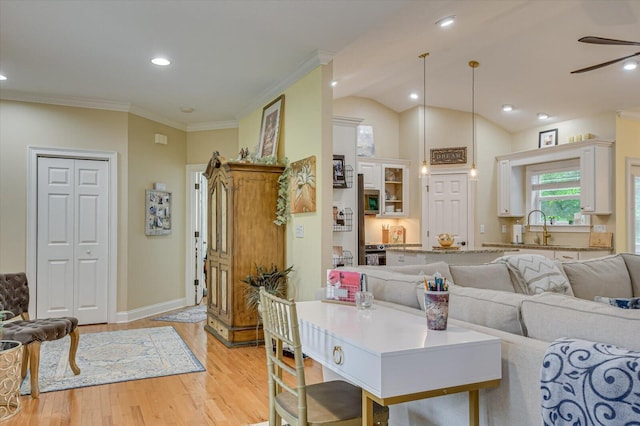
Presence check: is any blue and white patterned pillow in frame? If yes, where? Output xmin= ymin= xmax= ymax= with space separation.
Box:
xmin=594 ymin=296 xmax=640 ymax=309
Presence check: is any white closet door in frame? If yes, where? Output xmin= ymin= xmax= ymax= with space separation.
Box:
xmin=37 ymin=157 xmax=108 ymax=324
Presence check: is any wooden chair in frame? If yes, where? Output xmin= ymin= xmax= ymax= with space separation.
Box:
xmin=259 ymin=288 xmax=388 ymax=426
xmin=0 ymin=273 xmax=80 ymax=398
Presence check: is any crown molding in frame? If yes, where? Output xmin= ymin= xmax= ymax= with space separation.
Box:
xmin=187 ymin=120 xmax=239 ymax=132
xmin=0 ymin=90 xmax=131 ymax=112
xmin=236 ymin=49 xmax=334 ymax=119
xmin=617 ymin=109 xmax=640 ymax=121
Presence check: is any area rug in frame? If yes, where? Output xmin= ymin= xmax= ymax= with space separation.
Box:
xmin=152 ymin=304 xmax=207 ymax=323
xmin=20 ymin=326 xmax=205 ymax=395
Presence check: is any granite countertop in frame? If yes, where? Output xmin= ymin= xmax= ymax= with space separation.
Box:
xmin=482 ymin=242 xmax=612 ymax=252
xmin=386 ymin=246 xmax=508 ymax=254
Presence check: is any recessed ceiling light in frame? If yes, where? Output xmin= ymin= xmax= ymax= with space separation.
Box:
xmin=537 ymin=113 xmax=549 ymax=120
xmin=623 ymin=60 xmax=638 ymax=71
xmin=151 ymin=57 xmax=171 ymax=66
xmin=0 ymin=74 xmax=7 ymax=81
xmin=180 ymin=107 xmax=194 ymax=113
xmin=410 ymin=93 xmax=419 ymax=100
xmin=502 ymin=104 xmax=514 ymax=112
xmin=435 ymin=15 xmax=456 ymax=27
xmin=331 ymin=80 xmax=338 ymax=87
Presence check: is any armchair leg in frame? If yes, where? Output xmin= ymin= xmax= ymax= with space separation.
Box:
xmin=28 ymin=341 xmax=41 ymax=399
xmin=20 ymin=345 xmax=29 ymax=380
xmin=69 ymin=328 xmax=81 ymax=375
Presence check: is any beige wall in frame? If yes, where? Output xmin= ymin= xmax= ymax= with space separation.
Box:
xmin=334 ymin=97 xmax=400 ymax=159
xmin=512 ymin=112 xmax=616 ymax=152
xmin=615 ymin=115 xmax=640 ymax=252
xmin=0 ymin=100 xmax=130 ymax=311
xmin=238 ymin=65 xmax=332 ymax=302
xmin=187 ymin=128 xmax=238 ymax=165
xmin=127 ymin=114 xmax=187 ymax=310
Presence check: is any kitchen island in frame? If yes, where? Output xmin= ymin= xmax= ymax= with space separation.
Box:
xmin=386 ymin=246 xmax=509 ymax=266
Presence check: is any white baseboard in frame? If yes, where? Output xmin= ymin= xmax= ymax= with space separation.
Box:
xmin=115 ymin=297 xmax=187 ymax=323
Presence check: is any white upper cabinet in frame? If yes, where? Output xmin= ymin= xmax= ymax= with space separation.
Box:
xmin=496 ymin=140 xmax=613 ymax=217
xmin=357 ymin=158 xmax=410 ymax=217
xmin=579 ymin=144 xmax=612 ymax=214
xmin=381 ymin=162 xmax=409 ymax=217
xmin=357 ymin=161 xmax=381 ymax=190
xmin=497 ymin=159 xmax=524 ymax=217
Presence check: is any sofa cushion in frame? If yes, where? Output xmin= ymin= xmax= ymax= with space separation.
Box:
xmin=621 ymin=253 xmax=640 ymax=297
xmin=385 ymin=261 xmax=454 ymax=283
xmin=560 ymin=254 xmax=633 ymax=301
xmin=416 ymin=284 xmax=528 ymax=336
xmin=493 ymin=254 xmax=573 ymax=296
xmin=449 ymin=264 xmax=516 ymax=293
xmin=521 ymin=292 xmax=640 ymax=351
xmin=337 ymin=268 xmax=424 ymax=309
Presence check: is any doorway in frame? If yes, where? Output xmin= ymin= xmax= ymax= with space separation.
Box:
xmin=185 ymin=165 xmax=208 ymax=306
xmin=27 ymin=147 xmax=118 ymax=324
xmin=422 ymin=171 xmax=474 ymax=249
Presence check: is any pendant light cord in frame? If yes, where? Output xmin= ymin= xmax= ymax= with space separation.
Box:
xmin=419 ymin=53 xmax=429 ymax=174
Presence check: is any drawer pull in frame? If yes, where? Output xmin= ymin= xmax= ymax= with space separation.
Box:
xmin=332 ymin=346 xmax=344 ymax=365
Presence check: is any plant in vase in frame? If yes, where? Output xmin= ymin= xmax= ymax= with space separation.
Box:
xmin=242 ymin=264 xmax=294 ymax=312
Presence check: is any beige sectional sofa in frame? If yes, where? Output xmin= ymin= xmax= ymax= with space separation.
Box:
xmin=331 ymin=253 xmax=640 ymax=425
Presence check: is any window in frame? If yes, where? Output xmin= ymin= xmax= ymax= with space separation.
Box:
xmin=526 ymin=160 xmax=582 ymax=225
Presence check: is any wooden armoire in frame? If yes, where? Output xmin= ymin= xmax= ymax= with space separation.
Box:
xmin=203 ymin=158 xmax=284 ymax=347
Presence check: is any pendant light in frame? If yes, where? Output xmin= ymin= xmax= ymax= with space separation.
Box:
xmin=469 ymin=60 xmax=479 ymax=180
xmin=419 ymin=52 xmax=429 ymax=176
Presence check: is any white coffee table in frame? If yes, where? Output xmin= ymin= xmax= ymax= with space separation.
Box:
xmin=296 ymin=300 xmax=501 ymax=426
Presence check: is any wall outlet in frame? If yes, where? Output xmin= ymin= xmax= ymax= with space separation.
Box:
xmin=501 ymin=225 xmax=507 ymax=233
xmin=295 ymin=224 xmax=304 ymax=238
xmin=593 ymin=225 xmax=606 ymax=232
xmin=480 ymin=224 xmax=485 ymax=234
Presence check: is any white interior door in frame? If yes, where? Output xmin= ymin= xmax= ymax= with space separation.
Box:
xmin=37 ymin=157 xmax=108 ymax=324
xmin=426 ymin=173 xmax=469 ymax=248
xmin=186 ymin=166 xmax=208 ymax=306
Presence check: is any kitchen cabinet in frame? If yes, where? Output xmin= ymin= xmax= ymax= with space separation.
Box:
xmin=579 ymin=144 xmax=613 ymax=214
xmin=357 ymin=158 xmax=410 ymax=218
xmin=204 ymin=160 xmax=284 ymax=347
xmin=381 ymin=162 xmax=409 ymax=217
xmin=357 ymin=161 xmax=381 ymax=190
xmin=496 ymin=140 xmax=614 ymax=218
xmin=497 ymin=159 xmax=524 ymax=217
xmin=504 ymin=248 xmax=611 ymax=261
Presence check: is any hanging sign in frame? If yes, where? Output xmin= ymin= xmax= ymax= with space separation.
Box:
xmin=430 ymin=147 xmax=467 ymax=165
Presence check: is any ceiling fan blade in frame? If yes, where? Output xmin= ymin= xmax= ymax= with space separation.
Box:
xmin=578 ymin=36 xmax=640 ymax=46
xmin=571 ymin=51 xmax=640 ymax=74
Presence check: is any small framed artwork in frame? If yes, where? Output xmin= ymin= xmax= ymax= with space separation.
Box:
xmin=539 ymin=128 xmax=558 ymax=148
xmin=333 ymin=155 xmax=347 ymax=188
xmin=258 ymin=95 xmax=285 ymax=159
xmin=146 ymin=190 xmax=172 ymax=235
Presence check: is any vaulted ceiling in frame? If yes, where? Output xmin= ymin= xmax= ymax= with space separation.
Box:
xmin=1 ymin=0 xmax=639 ymax=133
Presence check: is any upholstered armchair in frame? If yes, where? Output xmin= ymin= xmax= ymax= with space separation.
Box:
xmin=0 ymin=273 xmax=80 ymax=398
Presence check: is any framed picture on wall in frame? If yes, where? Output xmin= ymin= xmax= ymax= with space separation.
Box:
xmin=258 ymin=95 xmax=285 ymax=159
xmin=539 ymin=128 xmax=558 ymax=148
xmin=146 ymin=190 xmax=172 ymax=235
xmin=333 ymin=155 xmax=347 ymax=188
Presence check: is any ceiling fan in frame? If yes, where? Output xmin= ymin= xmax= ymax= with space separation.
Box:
xmin=570 ymin=36 xmax=640 ymax=74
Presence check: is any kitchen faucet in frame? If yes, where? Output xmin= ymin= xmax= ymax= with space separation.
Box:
xmin=526 ymin=209 xmax=551 ymax=246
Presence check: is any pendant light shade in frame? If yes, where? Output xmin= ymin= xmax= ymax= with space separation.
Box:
xmin=469 ymin=60 xmax=479 ymax=181
xmin=420 ymin=52 xmax=429 ymax=176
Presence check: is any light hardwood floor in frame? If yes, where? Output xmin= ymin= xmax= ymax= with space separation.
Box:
xmin=8 ymin=307 xmax=323 ymax=426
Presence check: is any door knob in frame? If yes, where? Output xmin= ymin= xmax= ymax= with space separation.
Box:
xmin=460 ymin=241 xmax=466 ymax=246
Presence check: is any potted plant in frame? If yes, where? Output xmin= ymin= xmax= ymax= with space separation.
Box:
xmin=242 ymin=264 xmax=294 ymax=312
